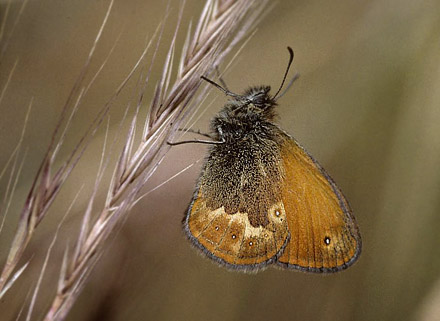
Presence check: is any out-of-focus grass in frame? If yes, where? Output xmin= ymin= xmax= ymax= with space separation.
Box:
xmin=0 ymin=0 xmax=439 ymax=320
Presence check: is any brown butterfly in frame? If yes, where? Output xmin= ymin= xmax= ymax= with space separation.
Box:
xmin=171 ymin=47 xmax=361 ymax=273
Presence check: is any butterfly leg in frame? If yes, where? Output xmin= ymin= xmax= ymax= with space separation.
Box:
xmin=167 ymin=135 xmax=225 ymax=146
xmin=168 ymin=127 xmax=225 ymax=146
xmin=177 ymin=128 xmax=214 ymax=139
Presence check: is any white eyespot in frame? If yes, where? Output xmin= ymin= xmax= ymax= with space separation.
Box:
xmin=232 ymin=234 xmax=236 ymax=239
xmin=324 ymin=237 xmax=331 ymax=245
xmin=215 ymin=226 xmax=219 ymax=231
xmin=249 ymin=241 xmax=253 ymax=246
xmin=275 ymin=210 xmax=280 ymax=217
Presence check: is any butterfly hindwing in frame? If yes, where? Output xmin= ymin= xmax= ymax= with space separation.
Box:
xmin=277 ymin=133 xmax=362 ymax=272
xmin=184 ymin=190 xmax=290 ymax=270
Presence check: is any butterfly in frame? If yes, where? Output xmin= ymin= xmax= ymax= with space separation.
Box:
xmin=171 ymin=47 xmax=361 ymax=273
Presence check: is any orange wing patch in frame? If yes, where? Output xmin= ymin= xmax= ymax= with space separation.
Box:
xmin=277 ymin=135 xmax=361 ymax=272
xmin=184 ymin=193 xmax=290 ymax=270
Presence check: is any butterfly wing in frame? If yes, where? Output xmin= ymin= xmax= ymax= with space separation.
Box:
xmin=277 ymin=133 xmax=362 ymax=272
xmin=184 ymin=191 xmax=290 ymax=270
xmin=183 ymin=129 xmax=360 ymax=272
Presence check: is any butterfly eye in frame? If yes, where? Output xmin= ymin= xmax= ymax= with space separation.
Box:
xmin=324 ymin=237 xmax=331 ymax=245
xmin=253 ymin=93 xmax=266 ymax=105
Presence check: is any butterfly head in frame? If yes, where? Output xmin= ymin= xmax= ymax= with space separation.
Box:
xmin=210 ymin=86 xmax=278 ymax=141
xmin=242 ymin=86 xmax=275 ymax=111
xmin=229 ymin=85 xmax=277 ymax=118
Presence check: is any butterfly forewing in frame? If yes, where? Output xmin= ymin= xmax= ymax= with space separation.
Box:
xmin=277 ymin=134 xmax=361 ymax=272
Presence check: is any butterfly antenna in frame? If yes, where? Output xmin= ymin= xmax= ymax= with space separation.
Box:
xmin=273 ymin=46 xmax=295 ymax=100
xmin=275 ymin=72 xmax=300 ymax=100
xmin=201 ymin=76 xmax=241 ymax=98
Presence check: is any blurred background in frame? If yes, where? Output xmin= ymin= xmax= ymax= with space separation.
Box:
xmin=1 ymin=0 xmax=440 ymax=320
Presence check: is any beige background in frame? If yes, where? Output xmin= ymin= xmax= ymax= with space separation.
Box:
xmin=1 ymin=0 xmax=440 ymax=320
